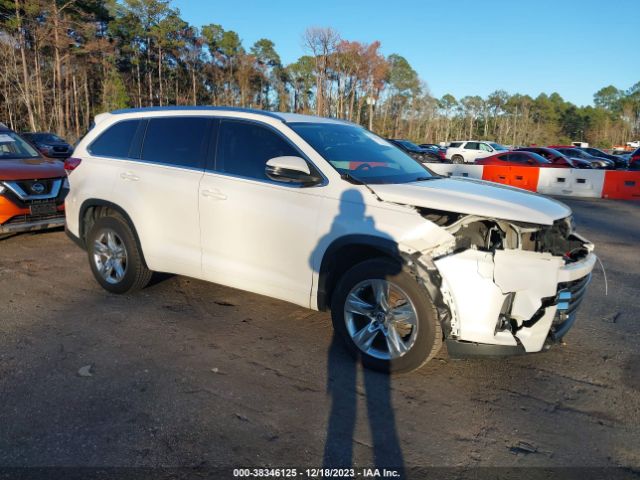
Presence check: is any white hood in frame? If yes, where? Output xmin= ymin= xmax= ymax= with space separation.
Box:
xmin=370 ymin=177 xmax=571 ymax=225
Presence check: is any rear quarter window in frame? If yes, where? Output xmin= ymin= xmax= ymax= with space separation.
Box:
xmin=89 ymin=120 xmax=144 ymax=159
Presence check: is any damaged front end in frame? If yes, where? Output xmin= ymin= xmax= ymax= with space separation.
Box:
xmin=406 ymin=209 xmax=596 ymax=356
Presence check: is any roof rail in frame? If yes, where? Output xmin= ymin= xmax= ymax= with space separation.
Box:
xmin=109 ymin=106 xmax=286 ymax=122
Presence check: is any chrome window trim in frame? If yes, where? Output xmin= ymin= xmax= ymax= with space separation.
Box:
xmin=201 ymin=168 xmax=328 ymax=189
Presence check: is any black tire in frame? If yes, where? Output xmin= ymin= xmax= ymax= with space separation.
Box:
xmin=331 ymin=258 xmax=442 ymax=373
xmin=86 ymin=215 xmax=152 ymax=294
xmin=452 ymin=155 xmax=464 ymax=164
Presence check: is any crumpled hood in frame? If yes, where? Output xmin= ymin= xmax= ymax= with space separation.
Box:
xmin=370 ymin=177 xmax=571 ymax=225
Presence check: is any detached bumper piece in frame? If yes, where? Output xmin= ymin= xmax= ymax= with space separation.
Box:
xmin=550 ymin=274 xmax=592 ymax=341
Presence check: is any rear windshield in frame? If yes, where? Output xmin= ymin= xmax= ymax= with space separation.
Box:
xmin=0 ymin=131 xmax=40 ymax=159
xmin=527 ymin=152 xmax=551 ymax=163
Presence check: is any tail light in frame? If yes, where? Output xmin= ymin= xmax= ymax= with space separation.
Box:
xmin=438 ymin=150 xmax=446 ymax=160
xmin=64 ymin=157 xmax=82 ymax=173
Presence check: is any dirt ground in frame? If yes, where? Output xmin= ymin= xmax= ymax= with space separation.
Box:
xmin=0 ymin=197 xmax=639 ymax=477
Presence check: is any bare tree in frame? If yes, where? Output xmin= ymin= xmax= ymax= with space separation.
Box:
xmin=303 ymin=27 xmax=339 ymax=116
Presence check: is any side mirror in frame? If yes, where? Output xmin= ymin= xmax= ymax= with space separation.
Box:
xmin=265 ymin=156 xmax=321 ymax=185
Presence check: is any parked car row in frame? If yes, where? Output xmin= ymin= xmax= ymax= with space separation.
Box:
xmin=433 ymin=139 xmax=637 ymax=170
xmin=547 ymin=146 xmax=622 ymax=169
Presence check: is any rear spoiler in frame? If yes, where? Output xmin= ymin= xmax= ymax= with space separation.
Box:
xmin=93 ymin=112 xmax=112 ymax=126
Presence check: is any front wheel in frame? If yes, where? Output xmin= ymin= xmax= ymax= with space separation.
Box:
xmin=331 ymin=258 xmax=442 ymax=373
xmin=86 ymin=215 xmax=152 ymax=294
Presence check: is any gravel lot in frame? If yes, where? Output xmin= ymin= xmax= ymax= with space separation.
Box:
xmin=0 ymin=198 xmax=638 ymax=476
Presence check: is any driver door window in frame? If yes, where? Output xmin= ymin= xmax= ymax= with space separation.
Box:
xmin=216 ymin=120 xmax=300 ymax=180
xmin=479 ymin=143 xmax=492 ymax=152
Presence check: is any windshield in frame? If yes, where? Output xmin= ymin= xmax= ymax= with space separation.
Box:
xmin=289 ymin=123 xmax=434 ymax=184
xmin=490 ymin=142 xmax=508 ymax=151
xmin=0 ymin=131 xmax=40 ymax=159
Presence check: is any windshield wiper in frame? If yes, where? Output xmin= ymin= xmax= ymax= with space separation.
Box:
xmin=340 ymin=172 xmax=365 ymax=185
xmin=340 ymin=172 xmax=384 ymax=201
xmin=415 ymin=176 xmax=438 ymax=181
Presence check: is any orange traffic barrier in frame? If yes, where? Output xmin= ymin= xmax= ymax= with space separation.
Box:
xmin=602 ymin=170 xmax=640 ymax=200
xmin=481 ymin=165 xmax=540 ymax=192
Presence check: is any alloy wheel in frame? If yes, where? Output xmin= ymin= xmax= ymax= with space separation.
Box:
xmin=344 ymin=279 xmax=419 ymax=360
xmin=92 ymin=229 xmax=128 ymax=284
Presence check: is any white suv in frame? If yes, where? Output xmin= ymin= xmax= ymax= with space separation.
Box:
xmin=65 ymin=107 xmax=595 ymax=373
xmin=446 ymin=140 xmax=508 ymax=163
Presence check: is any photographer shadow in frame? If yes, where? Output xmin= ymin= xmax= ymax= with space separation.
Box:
xmin=310 ymin=189 xmax=406 ymax=474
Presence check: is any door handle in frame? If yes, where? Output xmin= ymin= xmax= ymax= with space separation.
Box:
xmin=201 ymin=189 xmax=227 ymax=200
xmin=120 ymin=172 xmax=139 ymax=181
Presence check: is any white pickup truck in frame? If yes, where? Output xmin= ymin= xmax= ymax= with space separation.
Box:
xmin=446 ymin=140 xmax=508 ymax=164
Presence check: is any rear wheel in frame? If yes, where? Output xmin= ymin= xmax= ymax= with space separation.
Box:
xmin=86 ymin=215 xmax=152 ymax=294
xmin=331 ymin=258 xmax=442 ymax=373
xmin=452 ymin=155 xmax=464 ymax=164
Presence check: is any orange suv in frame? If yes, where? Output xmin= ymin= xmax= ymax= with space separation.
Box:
xmin=0 ymin=124 xmax=68 ymax=235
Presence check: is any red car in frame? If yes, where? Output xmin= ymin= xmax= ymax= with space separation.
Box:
xmin=475 ymin=150 xmax=568 ymax=168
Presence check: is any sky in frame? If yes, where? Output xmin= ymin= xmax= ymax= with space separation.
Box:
xmin=171 ymin=0 xmax=638 ymax=106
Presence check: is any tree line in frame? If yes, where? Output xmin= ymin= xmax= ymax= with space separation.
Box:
xmin=1 ymin=0 xmax=639 ymax=147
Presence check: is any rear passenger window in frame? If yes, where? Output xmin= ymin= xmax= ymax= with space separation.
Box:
xmin=216 ymin=120 xmax=299 ymax=180
xmin=141 ymin=117 xmax=211 ymax=169
xmin=465 ymin=142 xmax=479 ymax=150
xmin=89 ymin=120 xmax=143 ymax=158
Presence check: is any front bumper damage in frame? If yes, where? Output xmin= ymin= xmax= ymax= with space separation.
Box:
xmin=403 ymin=216 xmax=596 ymax=357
